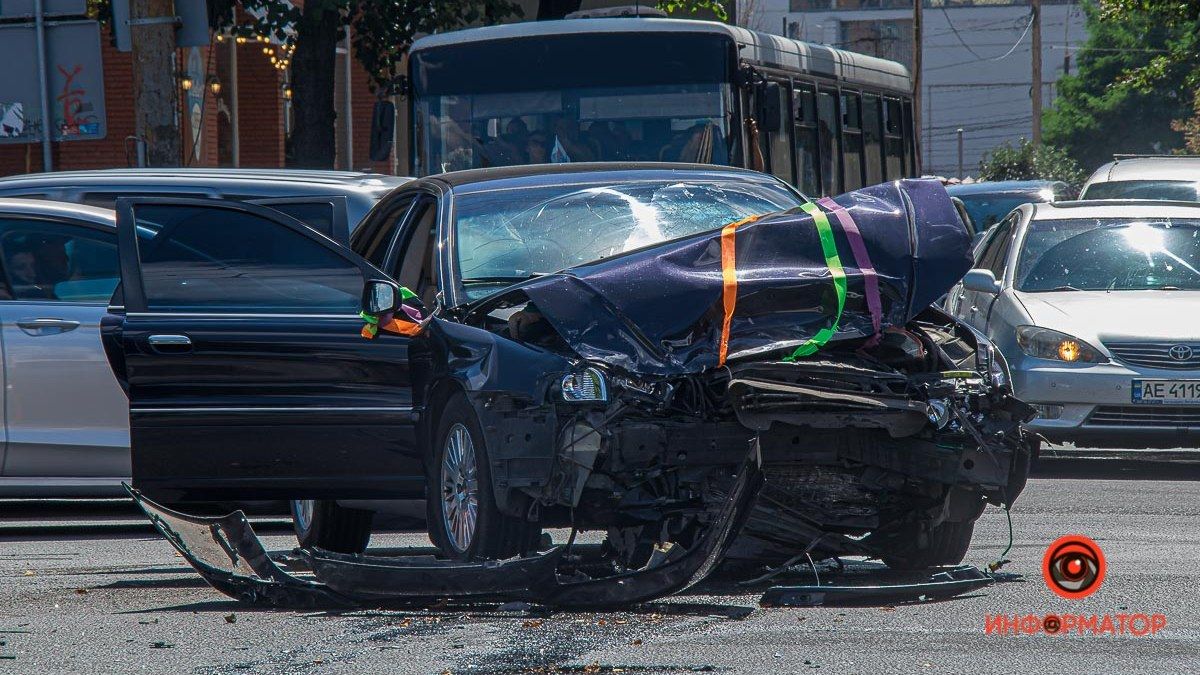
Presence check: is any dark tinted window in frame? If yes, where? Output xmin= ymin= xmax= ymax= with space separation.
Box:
xmin=1081 ymin=180 xmax=1200 ymax=201
xmin=354 ymin=196 xmax=414 ymax=267
xmin=0 ymin=218 xmax=118 ymax=302
xmin=862 ymin=94 xmax=883 ymax=185
xmin=794 ymin=84 xmax=820 ymax=197
xmin=977 ymin=218 xmax=1014 ymax=276
xmin=81 ymin=192 xmax=209 ymax=208
xmin=816 ymin=91 xmax=840 ymax=195
xmin=266 ymin=202 xmax=336 ymax=237
xmin=133 ymin=204 xmax=362 ymax=313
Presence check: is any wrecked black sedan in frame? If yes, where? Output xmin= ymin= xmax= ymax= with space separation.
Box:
xmin=103 ymin=164 xmax=1034 ymax=606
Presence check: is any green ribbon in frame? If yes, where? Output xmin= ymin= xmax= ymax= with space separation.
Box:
xmin=784 ymin=201 xmax=847 ymax=361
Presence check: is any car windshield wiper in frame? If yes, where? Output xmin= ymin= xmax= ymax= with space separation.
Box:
xmin=461 ymin=274 xmax=549 ymax=285
xmin=1047 ymin=285 xmax=1084 ymax=292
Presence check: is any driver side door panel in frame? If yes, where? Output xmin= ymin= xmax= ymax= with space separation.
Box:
xmin=108 ymin=199 xmax=423 ymax=502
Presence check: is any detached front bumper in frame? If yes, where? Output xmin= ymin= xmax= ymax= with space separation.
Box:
xmin=1014 ymin=360 xmax=1200 ymax=447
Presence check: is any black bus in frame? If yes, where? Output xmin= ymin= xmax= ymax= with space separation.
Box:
xmin=407 ymin=18 xmax=918 ymax=196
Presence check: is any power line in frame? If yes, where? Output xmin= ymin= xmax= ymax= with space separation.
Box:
xmin=925 ymin=11 xmax=1035 ymax=72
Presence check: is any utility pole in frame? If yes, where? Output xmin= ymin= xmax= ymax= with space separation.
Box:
xmin=957 ymin=128 xmax=964 ymax=178
xmin=33 ymin=0 xmax=53 ymax=171
xmin=130 ymin=0 xmax=181 ymax=166
xmin=912 ymin=0 xmax=923 ymax=172
xmin=1031 ymin=0 xmax=1042 ymax=146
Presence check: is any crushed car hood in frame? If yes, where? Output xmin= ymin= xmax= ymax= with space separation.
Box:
xmin=519 ymin=179 xmax=970 ymax=375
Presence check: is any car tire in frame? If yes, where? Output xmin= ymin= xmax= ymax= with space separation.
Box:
xmin=290 ymin=499 xmax=373 ymax=554
xmin=880 ymin=519 xmax=976 ymax=570
xmin=427 ymin=392 xmax=540 ymax=561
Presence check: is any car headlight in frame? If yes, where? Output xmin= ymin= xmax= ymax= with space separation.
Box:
xmin=1015 ymin=326 xmax=1107 ymax=363
xmin=561 ymin=367 xmax=608 ymax=402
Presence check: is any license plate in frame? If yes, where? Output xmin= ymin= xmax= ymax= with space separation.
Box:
xmin=1131 ymin=380 xmax=1200 ymax=404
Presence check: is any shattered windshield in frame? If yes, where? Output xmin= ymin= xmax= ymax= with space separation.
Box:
xmin=453 ymin=179 xmax=803 ymax=298
xmin=1016 ymin=217 xmax=1200 ymax=291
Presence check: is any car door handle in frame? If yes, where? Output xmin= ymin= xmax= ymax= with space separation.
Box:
xmin=147 ymin=334 xmax=193 ymax=352
xmin=16 ymin=318 xmax=80 ymax=335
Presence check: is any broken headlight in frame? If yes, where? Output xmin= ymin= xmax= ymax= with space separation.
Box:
xmin=561 ymin=367 xmax=608 ymax=403
xmin=976 ymin=340 xmax=1010 ymax=389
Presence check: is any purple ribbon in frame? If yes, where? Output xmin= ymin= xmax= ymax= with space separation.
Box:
xmin=817 ymin=197 xmax=882 ymax=345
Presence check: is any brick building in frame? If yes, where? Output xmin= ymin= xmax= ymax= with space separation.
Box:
xmin=0 ymin=23 xmax=392 ymax=177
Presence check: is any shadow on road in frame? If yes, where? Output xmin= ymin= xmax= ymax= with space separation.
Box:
xmin=1034 ymin=455 xmax=1200 ymax=480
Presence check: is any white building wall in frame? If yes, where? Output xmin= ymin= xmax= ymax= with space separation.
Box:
xmin=738 ymin=1 xmax=1087 ymax=176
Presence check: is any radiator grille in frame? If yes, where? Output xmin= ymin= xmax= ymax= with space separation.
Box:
xmin=1104 ymin=342 xmax=1200 ymax=370
xmin=1088 ymin=405 xmax=1200 ymax=427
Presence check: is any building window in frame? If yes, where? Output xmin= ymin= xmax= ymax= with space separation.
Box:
xmin=839 ymin=19 xmax=914 ymax=71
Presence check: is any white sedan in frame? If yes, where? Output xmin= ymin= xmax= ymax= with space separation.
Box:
xmin=946 ymin=200 xmax=1200 ymax=448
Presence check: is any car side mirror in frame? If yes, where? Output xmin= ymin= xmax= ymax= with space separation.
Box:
xmin=962 ymin=269 xmax=1001 ymax=295
xmin=363 ymin=279 xmax=400 ymax=316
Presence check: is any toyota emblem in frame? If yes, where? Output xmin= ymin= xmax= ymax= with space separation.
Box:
xmin=1169 ymin=344 xmax=1194 ymax=361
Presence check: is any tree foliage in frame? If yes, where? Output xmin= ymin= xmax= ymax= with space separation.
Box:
xmin=1042 ymin=1 xmax=1197 ymax=172
xmin=977 ymin=138 xmax=1087 ymax=188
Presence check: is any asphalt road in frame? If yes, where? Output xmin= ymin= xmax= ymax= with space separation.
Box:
xmin=2 ymin=451 xmax=1198 ymax=674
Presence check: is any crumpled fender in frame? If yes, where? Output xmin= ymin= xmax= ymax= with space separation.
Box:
xmin=124 ymin=445 xmax=762 ymax=609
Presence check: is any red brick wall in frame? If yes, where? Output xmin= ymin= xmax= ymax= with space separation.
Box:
xmin=234 ymin=40 xmax=286 ymax=168
xmin=0 ymin=27 xmax=137 ymax=176
xmin=0 ymin=23 xmax=395 ymax=177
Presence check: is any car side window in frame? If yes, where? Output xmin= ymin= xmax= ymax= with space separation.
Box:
xmin=976 ymin=218 xmax=1014 ymax=277
xmin=131 ymin=204 xmax=363 ymax=314
xmin=985 ymin=217 xmax=1017 ymax=279
xmin=355 ymin=196 xmax=414 ymax=268
xmin=0 ymin=218 xmax=119 ymax=303
xmin=390 ymin=198 xmax=439 ymax=307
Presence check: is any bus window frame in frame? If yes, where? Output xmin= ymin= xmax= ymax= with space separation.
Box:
xmin=792 ymin=80 xmax=820 ymax=197
xmin=762 ymin=77 xmax=797 ymax=186
xmin=839 ymin=88 xmax=865 ymax=192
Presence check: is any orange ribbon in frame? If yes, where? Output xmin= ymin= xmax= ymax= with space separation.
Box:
xmin=718 ymin=215 xmax=761 ymax=366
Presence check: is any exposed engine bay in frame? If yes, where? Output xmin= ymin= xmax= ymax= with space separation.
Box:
xmin=463 ymin=303 xmax=1034 ymax=572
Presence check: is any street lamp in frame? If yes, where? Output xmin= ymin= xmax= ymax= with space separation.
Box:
xmin=282 ymin=85 xmax=293 ymax=100
xmin=208 ymin=76 xmax=222 ymax=96
xmin=180 ymin=74 xmax=194 ymax=92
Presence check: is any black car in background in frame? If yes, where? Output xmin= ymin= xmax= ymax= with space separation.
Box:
xmin=104 ymin=164 xmax=1033 ymax=578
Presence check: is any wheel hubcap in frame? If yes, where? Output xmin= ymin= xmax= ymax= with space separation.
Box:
xmin=441 ymin=423 xmax=479 ymax=553
xmin=292 ymin=499 xmax=314 ymax=533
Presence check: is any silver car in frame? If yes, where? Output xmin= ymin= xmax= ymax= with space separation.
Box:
xmin=946 ymin=200 xmax=1200 ymax=448
xmin=1080 ymin=156 xmax=1200 ymax=201
xmin=0 ymin=199 xmax=128 ymax=496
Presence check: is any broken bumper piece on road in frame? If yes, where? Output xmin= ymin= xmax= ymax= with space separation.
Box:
xmin=758 ymin=565 xmax=995 ymax=608
xmin=124 ymin=447 xmax=763 ymax=610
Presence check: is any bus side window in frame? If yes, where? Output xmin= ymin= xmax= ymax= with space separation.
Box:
xmin=862 ymin=94 xmax=883 ymax=186
xmin=903 ymin=98 xmax=918 ymax=176
xmin=840 ymin=91 xmax=863 ymax=191
xmin=883 ymin=97 xmax=905 ymax=180
xmin=816 ymin=91 xmax=841 ymax=196
xmin=768 ymin=82 xmax=796 ymax=184
xmin=793 ymin=84 xmax=820 ymax=197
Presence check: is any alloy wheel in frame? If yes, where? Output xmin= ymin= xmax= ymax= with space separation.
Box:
xmin=440 ymin=422 xmax=480 ymax=553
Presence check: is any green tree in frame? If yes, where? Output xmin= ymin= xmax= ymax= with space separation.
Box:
xmin=1042 ymin=1 xmax=1198 ymax=172
xmin=978 ymin=138 xmax=1087 ymax=189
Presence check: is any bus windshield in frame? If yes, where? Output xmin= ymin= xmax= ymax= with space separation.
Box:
xmin=411 ymin=32 xmax=732 ymax=175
